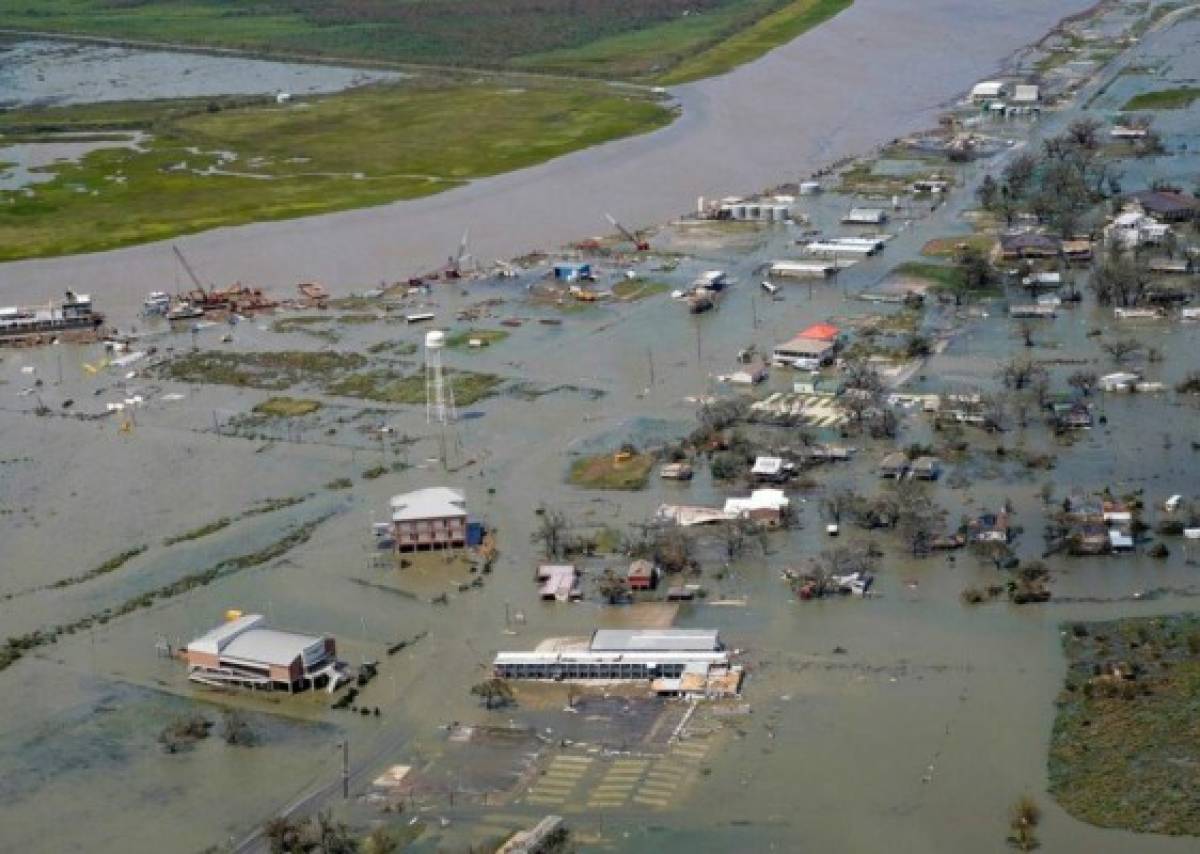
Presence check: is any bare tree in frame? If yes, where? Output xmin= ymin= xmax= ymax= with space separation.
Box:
xmin=1067 ymin=370 xmax=1098 ymax=396
xmin=1091 ymin=248 xmax=1151 ymax=307
xmin=532 ymin=505 xmax=570 ymax=559
xmin=893 ymin=482 xmax=946 ymax=556
xmin=1066 ymin=117 xmax=1102 ymax=150
xmin=1100 ymin=337 xmax=1143 ymax=364
xmin=821 ymin=484 xmax=857 ymax=524
xmin=998 ymin=357 xmax=1047 ymax=391
xmin=596 ymin=569 xmax=627 ymax=604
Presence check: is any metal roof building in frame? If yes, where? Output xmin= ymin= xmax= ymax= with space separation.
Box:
xmin=390 ymin=486 xmax=467 ymax=523
xmin=185 ymin=614 xmax=345 ymax=693
xmin=493 ymin=629 xmax=730 ymax=683
xmin=589 ymin=628 xmax=722 ymax=653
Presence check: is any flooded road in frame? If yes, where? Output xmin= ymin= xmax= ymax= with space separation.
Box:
xmin=0 ymin=0 xmax=1095 ymax=320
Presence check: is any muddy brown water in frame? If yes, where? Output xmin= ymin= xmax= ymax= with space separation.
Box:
xmin=5 ymin=2 xmax=1200 ymax=853
xmin=0 ymin=0 xmax=1098 ymax=321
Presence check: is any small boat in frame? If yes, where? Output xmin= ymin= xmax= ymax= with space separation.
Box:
xmin=143 ymin=291 xmax=171 ymax=315
xmin=405 ymin=312 xmax=435 ymax=324
xmin=166 ymin=302 xmax=204 ymax=321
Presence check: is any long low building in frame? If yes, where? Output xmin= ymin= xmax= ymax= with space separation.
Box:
xmin=493 ymin=629 xmax=730 ymax=682
xmin=185 ymin=613 xmax=347 ymax=693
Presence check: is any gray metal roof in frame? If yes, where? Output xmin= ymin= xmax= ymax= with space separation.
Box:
xmin=589 ymin=628 xmax=721 ymax=653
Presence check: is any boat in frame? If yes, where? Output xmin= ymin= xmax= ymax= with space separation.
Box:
xmin=166 ymin=302 xmax=204 ymax=322
xmin=0 ymin=291 xmax=104 ymax=342
xmin=143 ymin=291 xmax=171 ymax=315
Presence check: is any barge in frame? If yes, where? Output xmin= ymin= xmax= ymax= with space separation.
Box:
xmin=0 ymin=291 xmax=104 ymax=345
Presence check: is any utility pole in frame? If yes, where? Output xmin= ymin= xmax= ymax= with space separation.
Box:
xmin=340 ymin=739 xmax=349 ymax=799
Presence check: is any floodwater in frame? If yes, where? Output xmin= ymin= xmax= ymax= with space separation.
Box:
xmin=0 ymin=38 xmax=402 ymax=108
xmin=4 ymin=2 xmax=1200 ymax=853
xmin=0 ymin=134 xmax=145 ymax=191
xmin=0 ymin=0 xmax=1097 ymax=319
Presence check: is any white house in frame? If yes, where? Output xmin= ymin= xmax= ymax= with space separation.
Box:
xmin=1104 ymin=206 xmax=1170 ymax=249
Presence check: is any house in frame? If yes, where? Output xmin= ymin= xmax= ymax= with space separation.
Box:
xmin=656 ymin=504 xmax=734 ymax=527
xmin=842 ymin=207 xmax=888 ymax=225
xmin=970 ymin=80 xmax=1008 ymax=103
xmin=910 ymin=456 xmax=941 ymax=480
xmin=772 ymin=323 xmax=842 ymax=369
xmin=1053 ymin=401 xmax=1093 ymax=429
xmin=553 ymin=262 xmax=592 ymax=282
xmin=769 ymin=260 xmax=836 ymax=279
xmin=627 ymin=559 xmax=658 ymax=591
xmin=773 ymin=334 xmax=835 ymax=368
xmin=997 ymin=232 xmax=1061 ymax=260
xmin=691 ymin=270 xmax=729 ymax=291
xmin=1105 ymin=206 xmax=1170 ymax=249
xmin=969 ymin=511 xmax=1010 ymax=544
xmin=659 ymin=462 xmax=694 ymax=481
xmin=1099 ymin=371 xmax=1140 ymax=392
xmin=722 ymin=360 xmax=768 ymax=385
xmin=792 ymin=376 xmax=843 ymax=396
xmin=1011 ymin=84 xmax=1040 ymax=105
xmin=879 ymin=452 xmax=909 ymax=479
xmin=185 ymin=613 xmax=346 ymax=694
xmin=536 ymin=564 xmax=582 ymax=602
xmin=389 ymin=487 xmax=468 ymax=552
xmin=751 ymin=456 xmax=791 ymax=483
xmin=1129 ymin=189 xmax=1200 ymax=223
xmin=1021 ymin=271 xmax=1062 ymax=289
xmin=1102 ymin=500 xmax=1133 ymax=524
xmin=1010 ymin=304 xmax=1056 ymax=318
xmin=724 ymin=489 xmax=790 ymax=526
xmin=1061 ymin=239 xmax=1094 ymax=263
xmin=1111 ymin=125 xmax=1148 ymax=140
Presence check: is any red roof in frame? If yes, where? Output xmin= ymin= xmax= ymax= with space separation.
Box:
xmin=798 ymin=323 xmax=840 ymax=341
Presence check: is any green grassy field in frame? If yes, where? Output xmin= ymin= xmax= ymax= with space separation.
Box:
xmin=0 ymin=0 xmax=850 ymax=80
xmin=659 ymin=0 xmax=852 ymax=84
xmin=1123 ymin=87 xmax=1200 ymax=110
xmin=0 ymin=80 xmax=672 ymax=260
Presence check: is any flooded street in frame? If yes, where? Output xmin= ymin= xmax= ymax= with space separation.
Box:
xmin=3 ymin=1 xmax=1200 ymax=852
xmin=0 ymin=0 xmax=1095 ymax=317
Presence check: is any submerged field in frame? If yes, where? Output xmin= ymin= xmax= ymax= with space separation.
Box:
xmin=0 ymin=79 xmax=672 ymax=260
xmin=0 ymin=0 xmax=851 ymax=81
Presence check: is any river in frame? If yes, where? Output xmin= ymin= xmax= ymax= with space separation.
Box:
xmin=0 ymin=0 xmax=1096 ymax=320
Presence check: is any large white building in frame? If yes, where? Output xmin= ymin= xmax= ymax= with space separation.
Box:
xmin=185 ymin=613 xmax=346 ymax=693
xmin=493 ymin=629 xmax=728 ymax=682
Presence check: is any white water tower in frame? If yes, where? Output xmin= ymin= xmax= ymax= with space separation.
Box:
xmin=424 ymin=330 xmax=456 ymax=425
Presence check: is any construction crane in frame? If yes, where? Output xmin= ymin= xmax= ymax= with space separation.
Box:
xmin=172 ymin=244 xmax=206 ymax=292
xmin=444 ymin=228 xmax=472 ymax=279
xmin=605 ymin=213 xmax=650 ymax=252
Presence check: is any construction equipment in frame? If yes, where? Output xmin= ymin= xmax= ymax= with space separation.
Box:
xmin=605 ymin=213 xmax=650 ymax=251
xmin=442 ymin=228 xmax=473 ymax=279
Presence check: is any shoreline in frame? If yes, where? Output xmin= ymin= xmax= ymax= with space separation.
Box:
xmin=0 ymin=0 xmax=1097 ymax=322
